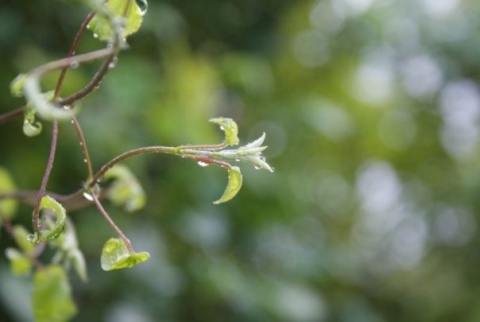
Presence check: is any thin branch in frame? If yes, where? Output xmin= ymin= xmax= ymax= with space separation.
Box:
xmin=32 ymin=121 xmax=58 ymax=233
xmin=71 ymin=117 xmax=94 ymax=180
xmin=0 ymin=106 xmax=25 ymax=125
xmin=91 ymin=193 xmax=134 ymax=252
xmin=54 ymin=11 xmax=96 ymax=99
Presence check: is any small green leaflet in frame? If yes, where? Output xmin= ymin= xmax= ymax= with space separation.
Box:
xmin=5 ymin=248 xmax=32 ymax=276
xmin=23 ymin=106 xmax=43 ymax=137
xmin=10 ymin=73 xmax=27 ymax=97
xmin=214 ymin=166 xmax=243 ymax=204
xmin=210 ymin=117 xmax=240 ymax=146
xmin=0 ymin=166 xmax=18 ymax=224
xmin=32 ymin=265 xmax=77 ymax=322
xmin=28 ymin=196 xmax=66 ymax=244
xmin=88 ymin=0 xmax=146 ymax=41
xmin=101 ymin=238 xmax=150 ymax=271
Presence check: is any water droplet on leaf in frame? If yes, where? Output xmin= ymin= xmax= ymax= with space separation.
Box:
xmin=197 ymin=161 xmax=209 ymax=167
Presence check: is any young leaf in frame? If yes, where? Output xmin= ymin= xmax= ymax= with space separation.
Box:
xmin=101 ymin=238 xmax=150 ymax=271
xmin=29 ymin=196 xmax=66 ymax=244
xmin=10 ymin=73 xmax=27 ymax=97
xmin=0 ymin=166 xmax=18 ymax=224
xmin=214 ymin=166 xmax=243 ymax=204
xmin=210 ymin=117 xmax=240 ymax=146
xmin=13 ymin=225 xmax=35 ymax=256
xmin=5 ymin=248 xmax=32 ymax=276
xmin=32 ymin=265 xmax=77 ymax=322
xmin=104 ymin=165 xmax=146 ymax=212
xmin=88 ymin=0 xmax=145 ymax=41
xmin=23 ymin=106 xmax=43 ymax=137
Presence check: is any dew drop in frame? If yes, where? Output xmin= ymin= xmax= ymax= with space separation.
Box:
xmin=79 ymin=142 xmax=83 ymax=146
xmin=93 ymin=33 xmax=99 ymax=39
xmin=70 ymin=120 xmax=75 ymax=124
xmin=83 ymin=159 xmax=88 ymax=163
xmin=108 ymin=57 xmax=118 ymax=69
xmin=83 ymin=192 xmax=94 ymax=201
xmin=69 ymin=61 xmax=79 ymax=69
xmin=197 ymin=161 xmax=209 ymax=167
xmin=27 ymin=234 xmax=37 ymax=243
xmin=135 ymin=0 xmax=148 ymax=16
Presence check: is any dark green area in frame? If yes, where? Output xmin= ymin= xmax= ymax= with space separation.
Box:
xmin=2 ymin=0 xmax=480 ymax=321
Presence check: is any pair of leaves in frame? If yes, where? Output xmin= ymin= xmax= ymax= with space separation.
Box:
xmin=101 ymin=238 xmax=150 ymax=271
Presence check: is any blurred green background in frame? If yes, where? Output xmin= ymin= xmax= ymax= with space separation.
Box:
xmin=2 ymin=0 xmax=480 ymax=321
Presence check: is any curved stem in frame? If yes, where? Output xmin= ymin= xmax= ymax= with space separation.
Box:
xmin=71 ymin=117 xmax=94 ymax=180
xmin=89 ymin=146 xmax=179 ymax=187
xmin=32 ymin=122 xmax=58 ymax=233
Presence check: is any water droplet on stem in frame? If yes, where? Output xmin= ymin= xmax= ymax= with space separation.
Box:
xmin=69 ymin=61 xmax=79 ymax=69
xmin=135 ymin=0 xmax=148 ymax=16
xmin=197 ymin=161 xmax=209 ymax=167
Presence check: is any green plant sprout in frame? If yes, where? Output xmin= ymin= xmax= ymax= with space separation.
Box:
xmin=0 ymin=0 xmax=273 ymax=321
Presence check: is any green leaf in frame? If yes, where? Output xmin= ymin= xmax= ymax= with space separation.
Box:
xmin=32 ymin=265 xmax=77 ymax=322
xmin=29 ymin=196 xmax=66 ymax=244
xmin=13 ymin=225 xmax=35 ymax=256
xmin=23 ymin=106 xmax=43 ymax=137
xmin=104 ymin=165 xmax=146 ymax=212
xmin=214 ymin=166 xmax=243 ymax=204
xmin=5 ymin=248 xmax=32 ymax=276
xmin=0 ymin=166 xmax=18 ymax=224
xmin=101 ymin=238 xmax=150 ymax=271
xmin=10 ymin=73 xmax=27 ymax=97
xmin=88 ymin=0 xmax=145 ymax=41
xmin=210 ymin=117 xmax=240 ymax=146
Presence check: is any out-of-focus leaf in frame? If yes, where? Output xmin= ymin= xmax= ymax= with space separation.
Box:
xmin=10 ymin=73 xmax=27 ymax=97
xmin=214 ymin=166 xmax=243 ymax=204
xmin=5 ymin=248 xmax=32 ymax=276
xmin=13 ymin=225 xmax=35 ymax=256
xmin=210 ymin=117 xmax=240 ymax=146
xmin=88 ymin=0 xmax=145 ymax=41
xmin=0 ymin=166 xmax=18 ymax=224
xmin=101 ymin=237 xmax=150 ymax=271
xmin=104 ymin=165 xmax=146 ymax=212
xmin=28 ymin=196 xmax=66 ymax=244
xmin=70 ymin=248 xmax=88 ymax=282
xmin=32 ymin=265 xmax=77 ymax=322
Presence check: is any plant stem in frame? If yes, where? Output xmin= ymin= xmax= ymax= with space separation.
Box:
xmin=89 ymin=146 xmax=179 ymax=187
xmin=71 ymin=117 xmax=94 ymax=180
xmin=54 ymin=11 xmax=96 ymax=99
xmin=91 ymin=193 xmax=134 ymax=252
xmin=32 ymin=121 xmax=58 ymax=233
xmin=0 ymin=106 xmax=25 ymax=124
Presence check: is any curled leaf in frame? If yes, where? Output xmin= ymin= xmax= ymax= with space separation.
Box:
xmin=101 ymin=238 xmax=150 ymax=271
xmin=0 ymin=166 xmax=18 ymax=223
xmin=33 ymin=265 xmax=77 ymax=322
xmin=210 ymin=117 xmax=239 ymax=146
xmin=88 ymin=0 xmax=145 ymax=41
xmin=214 ymin=166 xmax=243 ymax=204
xmin=104 ymin=165 xmax=146 ymax=212
xmin=28 ymin=196 xmax=67 ymax=244
xmin=23 ymin=78 xmax=77 ymax=121
xmin=23 ymin=106 xmax=43 ymax=137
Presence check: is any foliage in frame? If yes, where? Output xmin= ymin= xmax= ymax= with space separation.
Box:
xmin=0 ymin=0 xmax=272 ymax=321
